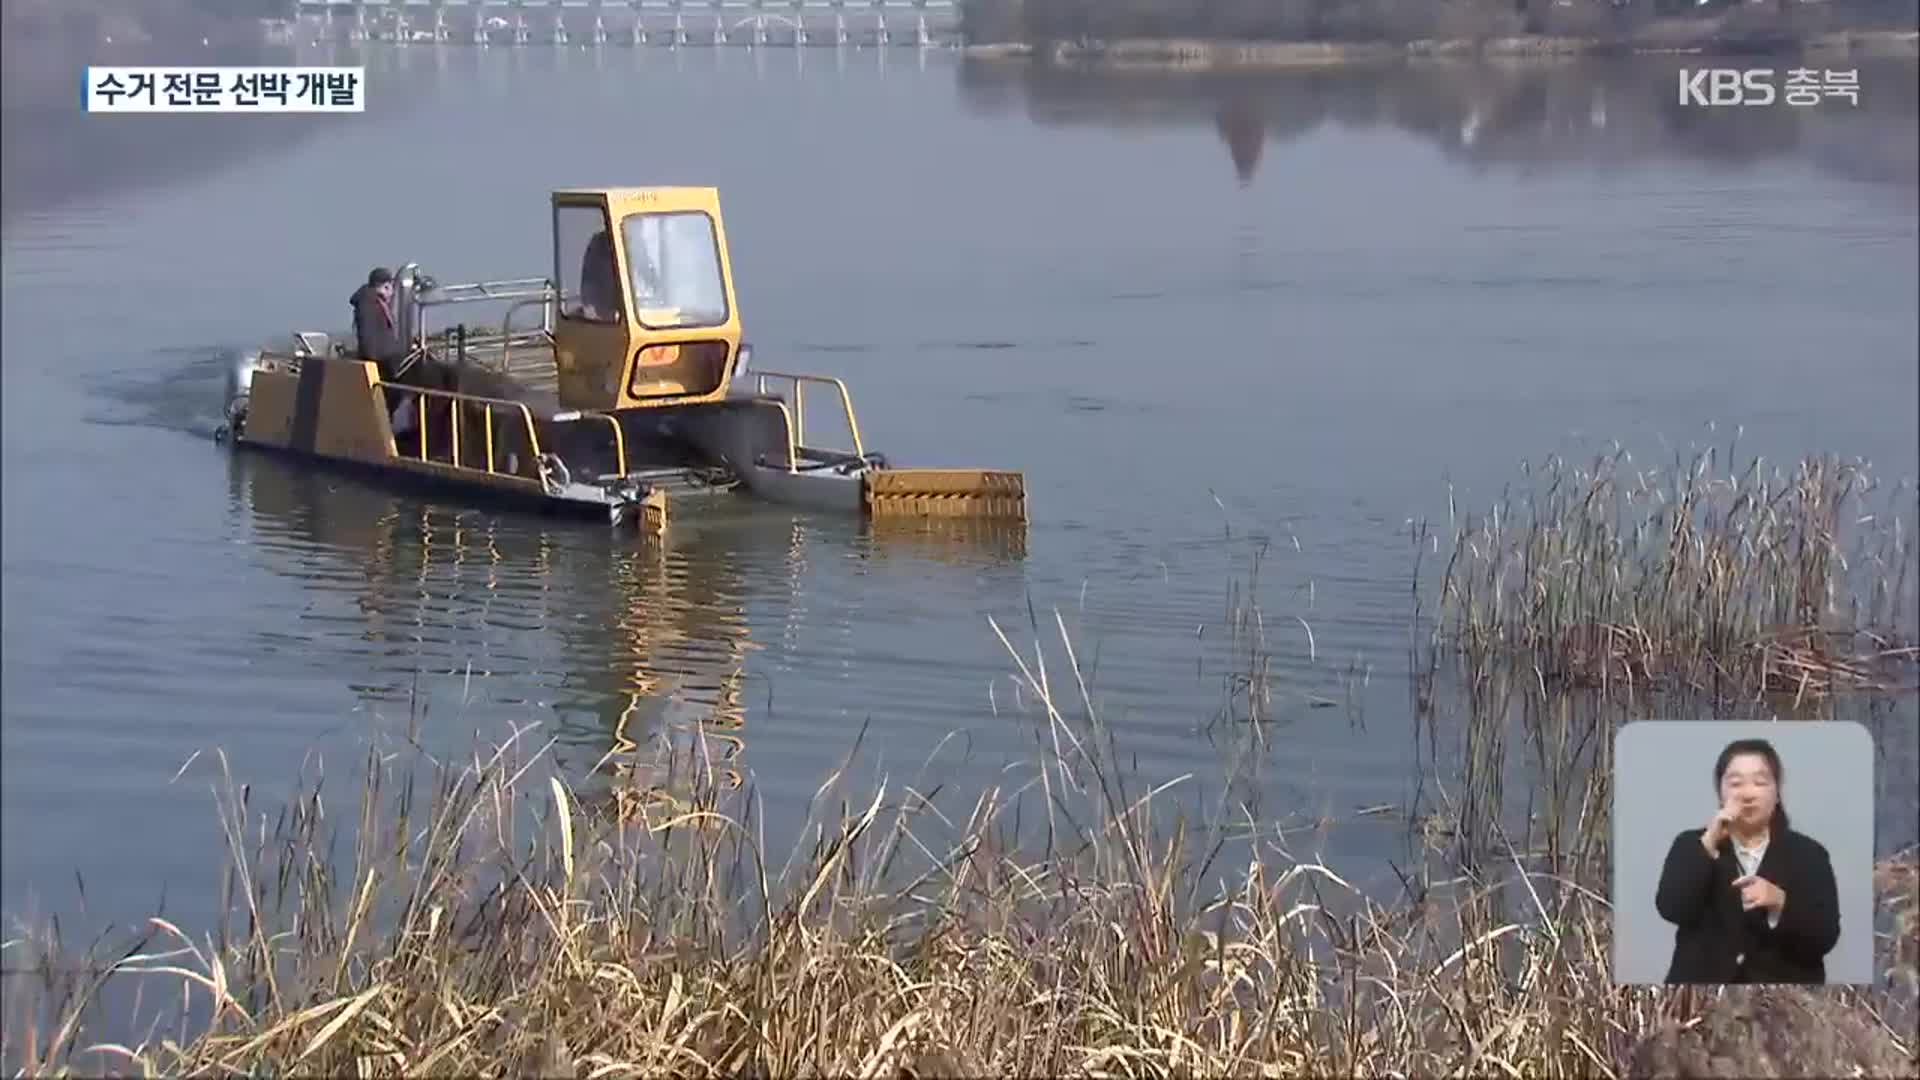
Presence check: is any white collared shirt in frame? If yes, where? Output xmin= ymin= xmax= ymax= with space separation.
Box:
xmin=1732 ymin=832 xmax=1782 ymax=929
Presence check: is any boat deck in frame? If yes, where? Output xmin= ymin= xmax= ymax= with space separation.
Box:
xmin=263 ymin=335 xmax=739 ymax=504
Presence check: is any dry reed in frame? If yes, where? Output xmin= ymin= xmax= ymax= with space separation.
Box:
xmin=1423 ymin=444 xmax=1919 ymax=702
xmin=4 ymin=607 xmax=1915 ymax=1078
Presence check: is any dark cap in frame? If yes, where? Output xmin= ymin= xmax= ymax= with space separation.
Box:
xmin=367 ymin=266 xmax=394 ymax=287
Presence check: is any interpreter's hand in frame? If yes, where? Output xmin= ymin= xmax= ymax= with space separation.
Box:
xmin=1701 ymin=806 xmax=1738 ymax=857
xmin=1733 ymin=874 xmax=1786 ymax=916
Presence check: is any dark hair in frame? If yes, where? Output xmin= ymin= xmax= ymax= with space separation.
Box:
xmin=1713 ymin=738 xmax=1791 ymax=833
xmin=367 ymin=266 xmax=394 ymax=287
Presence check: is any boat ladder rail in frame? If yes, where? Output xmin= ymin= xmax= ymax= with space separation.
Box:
xmin=751 ymin=370 xmax=876 ymax=474
xmin=373 ymin=379 xmax=629 ymax=492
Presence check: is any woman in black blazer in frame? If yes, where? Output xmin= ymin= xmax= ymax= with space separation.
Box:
xmin=1653 ymin=737 xmax=1841 ymax=984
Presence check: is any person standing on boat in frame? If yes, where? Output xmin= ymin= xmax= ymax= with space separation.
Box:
xmin=351 ymin=266 xmax=407 ymax=377
xmin=353 ymin=266 xmax=457 ymax=443
xmin=352 ymin=266 xmax=424 ymax=436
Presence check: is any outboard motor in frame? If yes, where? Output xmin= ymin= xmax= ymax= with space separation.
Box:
xmin=223 ymin=348 xmax=265 ymax=432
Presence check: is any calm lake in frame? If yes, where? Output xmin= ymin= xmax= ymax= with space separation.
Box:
xmin=3 ymin=44 xmax=1917 ymax=949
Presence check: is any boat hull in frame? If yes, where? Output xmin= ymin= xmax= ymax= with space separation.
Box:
xmin=663 ymin=397 xmax=869 ymax=515
xmin=223 ymin=349 xmax=1028 ymax=533
xmin=228 ymin=351 xmax=670 ymax=528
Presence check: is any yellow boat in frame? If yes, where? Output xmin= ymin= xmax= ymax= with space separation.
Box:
xmin=220 ymin=186 xmax=1026 ymax=535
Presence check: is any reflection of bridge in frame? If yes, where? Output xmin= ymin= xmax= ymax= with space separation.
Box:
xmin=296 ymin=37 xmax=952 ymax=76
xmin=295 ymin=0 xmax=962 ymax=47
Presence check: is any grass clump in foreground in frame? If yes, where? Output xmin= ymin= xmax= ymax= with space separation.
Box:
xmin=1420 ymin=445 xmax=1919 ymax=702
xmin=4 ymin=613 xmax=1918 ymax=1078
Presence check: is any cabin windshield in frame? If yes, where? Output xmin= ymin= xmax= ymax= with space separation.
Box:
xmin=621 ymin=211 xmax=728 ymax=330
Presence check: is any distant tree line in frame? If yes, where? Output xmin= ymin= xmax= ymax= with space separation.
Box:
xmin=959 ymin=0 xmax=1918 ymax=46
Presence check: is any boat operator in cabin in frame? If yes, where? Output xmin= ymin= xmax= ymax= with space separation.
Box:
xmin=579 ymin=231 xmax=622 ymax=321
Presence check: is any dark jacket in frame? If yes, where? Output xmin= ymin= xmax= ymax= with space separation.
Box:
xmin=1654 ymin=826 xmax=1840 ymax=984
xmin=580 ymin=231 xmax=621 ymax=318
xmin=350 ymin=284 xmax=405 ymax=375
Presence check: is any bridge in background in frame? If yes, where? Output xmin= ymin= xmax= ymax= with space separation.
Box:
xmin=293 ymin=0 xmax=964 ymax=47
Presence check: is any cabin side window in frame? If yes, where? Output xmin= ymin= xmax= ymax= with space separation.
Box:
xmin=621 ymin=211 xmax=729 ymax=330
xmin=556 ymin=203 xmax=623 ymax=325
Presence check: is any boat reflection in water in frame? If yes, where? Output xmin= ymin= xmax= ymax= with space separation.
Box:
xmin=585 ymin=513 xmax=757 ymax=821
xmin=224 ymin=449 xmax=1027 ymax=821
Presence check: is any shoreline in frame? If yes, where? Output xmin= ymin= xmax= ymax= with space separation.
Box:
xmin=962 ymin=28 xmax=1920 ymax=69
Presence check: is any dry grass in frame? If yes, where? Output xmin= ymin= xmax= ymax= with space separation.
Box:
xmin=1420 ymin=445 xmax=1919 ymax=703
xmin=3 ymin=444 xmax=1916 ymax=1076
xmin=4 ymin=608 xmax=1916 ymax=1079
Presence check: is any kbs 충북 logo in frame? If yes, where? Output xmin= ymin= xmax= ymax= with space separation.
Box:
xmin=84 ymin=67 xmax=365 ymax=113
xmin=1678 ymin=68 xmax=1860 ymax=108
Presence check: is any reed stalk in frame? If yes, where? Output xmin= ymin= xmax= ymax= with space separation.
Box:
xmin=1425 ymin=446 xmax=1919 ymax=702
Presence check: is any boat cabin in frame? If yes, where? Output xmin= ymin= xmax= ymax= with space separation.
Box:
xmin=371 ymin=187 xmax=747 ymax=418
xmin=548 ymin=186 xmax=746 ymax=411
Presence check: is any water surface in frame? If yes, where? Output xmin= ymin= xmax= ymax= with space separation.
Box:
xmin=3 ymin=46 xmax=1916 ymax=945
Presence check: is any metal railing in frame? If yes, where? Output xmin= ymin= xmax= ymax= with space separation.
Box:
xmin=391 ymin=272 xmax=562 ymax=391
xmin=753 ymin=370 xmax=865 ymax=470
xmin=414 ymin=277 xmax=555 ymax=309
xmin=498 ymin=296 xmax=555 ymax=372
xmin=551 ymin=408 xmax=629 ymax=478
xmin=373 ymin=380 xmax=633 ymax=490
xmin=375 ymin=380 xmax=546 ymax=479
xmin=433 ymin=324 xmax=554 ymax=368
xmin=406 ymin=274 xmax=556 ymax=352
